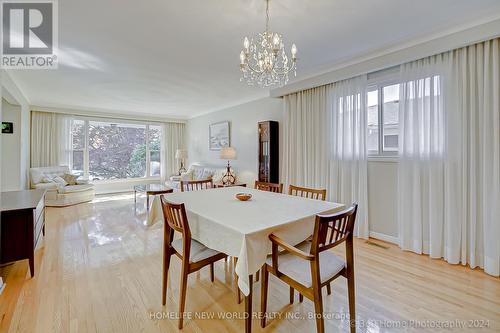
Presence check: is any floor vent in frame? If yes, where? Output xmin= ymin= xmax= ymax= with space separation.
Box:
xmin=365 ymin=240 xmax=390 ymax=249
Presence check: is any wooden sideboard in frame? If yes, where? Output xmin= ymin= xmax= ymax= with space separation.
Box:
xmin=0 ymin=189 xmax=46 ymax=277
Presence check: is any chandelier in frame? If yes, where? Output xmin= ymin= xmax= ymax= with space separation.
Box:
xmin=239 ymin=0 xmax=297 ymax=87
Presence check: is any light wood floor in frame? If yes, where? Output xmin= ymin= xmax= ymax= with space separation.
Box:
xmin=1 ymin=193 xmax=499 ymax=333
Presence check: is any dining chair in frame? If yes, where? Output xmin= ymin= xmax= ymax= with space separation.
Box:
xmin=251 ymin=180 xmax=284 ymax=284
xmin=254 ymin=181 xmax=284 ymax=193
xmin=260 ymin=204 xmax=358 ymax=333
xmin=180 ymin=178 xmax=213 ymax=192
xmin=288 ymin=184 xmax=327 ymax=201
xmin=160 ymin=195 xmax=227 ymax=329
xmin=288 ymin=184 xmax=329 ymax=296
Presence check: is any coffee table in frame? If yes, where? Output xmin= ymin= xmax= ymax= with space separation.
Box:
xmin=134 ymin=184 xmax=173 ymax=211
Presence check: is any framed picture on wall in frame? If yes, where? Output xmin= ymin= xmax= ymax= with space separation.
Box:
xmin=209 ymin=121 xmax=230 ymax=150
xmin=1 ymin=122 xmax=13 ymax=134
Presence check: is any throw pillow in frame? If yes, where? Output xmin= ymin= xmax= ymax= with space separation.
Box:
xmin=52 ymin=176 xmax=68 ymax=186
xmin=63 ymin=173 xmax=78 ymax=185
xmin=41 ymin=176 xmax=54 ymax=183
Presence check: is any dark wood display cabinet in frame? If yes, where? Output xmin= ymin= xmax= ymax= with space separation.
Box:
xmin=258 ymin=121 xmax=279 ymax=183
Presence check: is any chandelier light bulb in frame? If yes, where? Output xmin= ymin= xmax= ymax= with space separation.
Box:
xmin=291 ymin=43 xmax=297 ymax=59
xmin=243 ymin=37 xmax=250 ymax=51
xmin=240 ymin=51 xmax=246 ymax=64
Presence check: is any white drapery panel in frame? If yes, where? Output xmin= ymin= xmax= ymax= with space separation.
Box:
xmin=31 ymin=111 xmax=73 ymax=168
xmin=329 ymin=76 xmax=369 ymax=238
xmin=282 ymin=76 xmax=369 ymax=238
xmin=160 ymin=122 xmax=186 ymax=183
xmin=282 ymin=86 xmax=330 ymax=191
xmin=397 ymin=54 xmax=448 ymax=254
xmin=447 ymin=39 xmax=499 ymax=276
xmin=398 ymin=39 xmax=499 ymax=277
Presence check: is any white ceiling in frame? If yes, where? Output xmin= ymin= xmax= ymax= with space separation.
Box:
xmin=9 ymin=0 xmax=500 ymax=119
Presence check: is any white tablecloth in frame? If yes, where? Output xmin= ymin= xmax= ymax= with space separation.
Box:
xmin=148 ymin=186 xmax=344 ymax=295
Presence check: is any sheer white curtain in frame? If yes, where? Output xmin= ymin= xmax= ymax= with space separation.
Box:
xmin=329 ymin=76 xmax=369 ymax=238
xmin=160 ymin=122 xmax=186 ymax=183
xmin=398 ymin=38 xmax=499 ymax=276
xmin=282 ymin=86 xmax=330 ymax=191
xmin=282 ymin=76 xmax=369 ymax=238
xmin=446 ymin=39 xmax=499 ymax=276
xmin=31 ymin=111 xmax=73 ymax=167
xmin=397 ymin=54 xmax=449 ymax=254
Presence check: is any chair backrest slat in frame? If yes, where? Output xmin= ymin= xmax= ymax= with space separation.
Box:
xmin=180 ymin=179 xmax=213 ymax=192
xmin=160 ymin=195 xmax=191 ymax=239
xmin=254 ymin=181 xmax=283 ymax=193
xmin=311 ymin=204 xmax=358 ymax=255
xmin=288 ymin=184 xmax=327 ymax=201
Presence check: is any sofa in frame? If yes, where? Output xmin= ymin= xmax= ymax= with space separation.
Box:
xmin=29 ymin=166 xmax=95 ymax=207
xmin=166 ymin=163 xmax=237 ymax=190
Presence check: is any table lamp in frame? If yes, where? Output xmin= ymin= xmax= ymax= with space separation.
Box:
xmin=220 ymin=147 xmax=236 ymax=185
xmin=175 ymin=149 xmax=188 ymax=175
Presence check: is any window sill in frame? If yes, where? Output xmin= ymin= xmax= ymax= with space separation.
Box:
xmin=91 ymin=177 xmax=161 ymax=184
xmin=368 ymin=155 xmax=399 ymax=163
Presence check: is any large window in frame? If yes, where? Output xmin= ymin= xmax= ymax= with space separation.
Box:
xmin=367 ymin=77 xmax=442 ymax=157
xmin=367 ymin=83 xmax=400 ymax=156
xmin=71 ymin=119 xmax=162 ymax=181
xmin=71 ymin=119 xmax=86 ymax=177
xmin=148 ymin=125 xmax=161 ymax=176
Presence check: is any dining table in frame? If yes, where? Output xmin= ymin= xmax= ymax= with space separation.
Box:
xmin=148 ymin=186 xmax=345 ymax=332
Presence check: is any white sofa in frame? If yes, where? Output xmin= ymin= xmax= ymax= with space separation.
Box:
xmin=29 ymin=166 xmax=95 ymax=207
xmin=166 ymin=163 xmax=237 ymax=190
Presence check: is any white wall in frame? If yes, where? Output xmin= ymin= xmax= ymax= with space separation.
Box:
xmin=1 ymin=70 xmax=30 ymax=190
xmin=368 ymin=160 xmax=398 ymax=243
xmin=1 ymin=99 xmax=22 ymax=191
xmin=187 ymin=97 xmax=283 ymax=185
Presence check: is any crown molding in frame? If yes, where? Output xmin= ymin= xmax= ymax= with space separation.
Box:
xmin=30 ymin=104 xmax=187 ymax=123
xmin=270 ymin=16 xmax=500 ymax=97
xmin=1 ymin=70 xmax=30 ymax=106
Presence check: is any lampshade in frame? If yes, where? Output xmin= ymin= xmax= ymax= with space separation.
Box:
xmin=220 ymin=147 xmax=237 ymax=160
xmin=175 ymin=149 xmax=188 ymax=159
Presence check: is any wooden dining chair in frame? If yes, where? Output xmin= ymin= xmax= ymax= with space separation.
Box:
xmin=288 ymin=184 xmax=327 ymax=201
xmin=288 ymin=184 xmax=329 ymax=297
xmin=180 ymin=178 xmax=213 ymax=192
xmin=252 ymin=180 xmax=284 ymax=284
xmin=260 ymin=204 xmax=358 ymax=333
xmin=254 ymin=181 xmax=284 ymax=193
xmin=160 ymin=195 xmax=227 ymax=329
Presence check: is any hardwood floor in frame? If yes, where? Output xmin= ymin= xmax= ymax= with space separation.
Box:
xmin=1 ymin=193 xmax=499 ymax=332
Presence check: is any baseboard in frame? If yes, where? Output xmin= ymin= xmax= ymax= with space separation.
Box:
xmin=369 ymin=231 xmax=399 ymax=245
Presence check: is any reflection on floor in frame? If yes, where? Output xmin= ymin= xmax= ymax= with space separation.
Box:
xmin=0 ymin=193 xmax=499 ymax=332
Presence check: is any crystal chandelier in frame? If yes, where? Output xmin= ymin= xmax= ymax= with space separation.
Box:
xmin=239 ymin=0 xmax=297 ymax=87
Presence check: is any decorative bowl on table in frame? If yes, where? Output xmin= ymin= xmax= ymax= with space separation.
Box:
xmin=235 ymin=193 xmax=252 ymax=201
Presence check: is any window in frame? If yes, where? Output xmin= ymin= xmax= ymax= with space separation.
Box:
xmin=71 ymin=120 xmax=86 ymax=177
xmin=148 ymin=125 xmax=161 ymax=176
xmin=367 ymin=89 xmax=379 ymax=154
xmin=367 ymin=83 xmax=400 ymax=156
xmin=71 ymin=119 xmax=161 ymax=181
xmin=367 ymin=76 xmax=443 ymax=157
xmin=382 ymin=84 xmax=399 ymax=152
